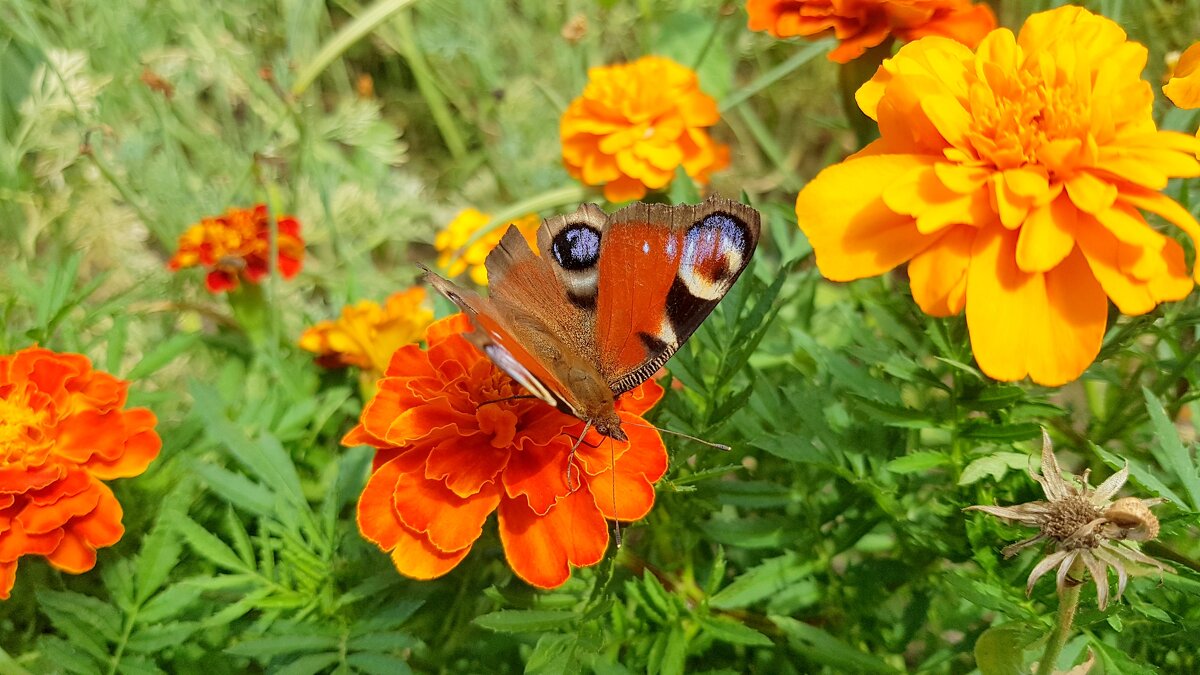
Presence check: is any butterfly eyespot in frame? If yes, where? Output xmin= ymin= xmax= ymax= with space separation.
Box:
xmin=551 ymin=224 xmax=601 ymax=271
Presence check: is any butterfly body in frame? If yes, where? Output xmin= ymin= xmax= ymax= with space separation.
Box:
xmin=422 ymin=196 xmax=760 ymax=441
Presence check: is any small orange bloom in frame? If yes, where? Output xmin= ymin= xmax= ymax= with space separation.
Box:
xmin=343 ymin=314 xmax=668 ymax=588
xmin=746 ymin=0 xmax=995 ymax=63
xmin=168 ymin=204 xmax=304 ymax=293
xmin=560 ymin=55 xmax=730 ymax=202
xmin=1164 ymin=42 xmax=1200 ymax=109
xmin=0 ymin=347 xmax=160 ymax=600
xmin=796 ymin=6 xmax=1200 ymax=386
xmin=435 ymin=210 xmax=540 ymax=286
xmin=298 ymin=287 xmax=434 ymax=376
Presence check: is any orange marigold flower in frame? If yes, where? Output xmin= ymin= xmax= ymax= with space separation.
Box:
xmin=298 ymin=287 xmax=434 ymax=375
xmin=1164 ymin=42 xmax=1200 ymax=109
xmin=796 ymin=6 xmax=1200 ymax=386
xmin=560 ymin=55 xmax=730 ymax=202
xmin=435 ymin=210 xmax=540 ymax=286
xmin=0 ymin=347 xmax=160 ymax=600
xmin=746 ymin=0 xmax=995 ymax=63
xmin=343 ymin=314 xmax=668 ymax=588
xmin=168 ymin=204 xmax=304 ymax=293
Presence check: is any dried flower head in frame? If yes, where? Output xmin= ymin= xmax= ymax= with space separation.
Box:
xmin=168 ymin=204 xmax=304 ymax=293
xmin=0 ymin=347 xmax=161 ymax=599
xmin=966 ymin=431 xmax=1171 ymax=610
xmin=560 ymin=55 xmax=730 ymax=202
xmin=435 ymin=210 xmax=540 ymax=286
xmin=746 ymin=0 xmax=996 ymax=63
xmin=298 ymin=287 xmax=434 ymax=377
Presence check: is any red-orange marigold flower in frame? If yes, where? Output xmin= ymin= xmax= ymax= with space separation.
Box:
xmin=796 ymin=6 xmax=1200 ymax=386
xmin=0 ymin=347 xmax=161 ymax=600
xmin=168 ymin=204 xmax=304 ymax=293
xmin=343 ymin=314 xmax=668 ymax=588
xmin=746 ymin=0 xmax=996 ymax=63
xmin=561 ymin=55 xmax=730 ymax=202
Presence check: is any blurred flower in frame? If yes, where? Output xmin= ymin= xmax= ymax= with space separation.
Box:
xmin=435 ymin=209 xmax=540 ymax=286
xmin=796 ymin=6 xmax=1200 ymax=386
xmin=967 ymin=432 xmax=1170 ymax=610
xmin=343 ymin=314 xmax=667 ymax=588
xmin=746 ymin=0 xmax=995 ymax=63
xmin=168 ymin=204 xmax=304 ymax=293
xmin=0 ymin=347 xmax=160 ymax=600
xmin=298 ymin=287 xmax=434 ymax=376
xmin=1164 ymin=42 xmax=1200 ymax=109
xmin=561 ymin=55 xmax=730 ymax=202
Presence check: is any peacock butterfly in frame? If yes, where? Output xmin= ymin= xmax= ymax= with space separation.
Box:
xmin=421 ymin=196 xmax=761 ymax=442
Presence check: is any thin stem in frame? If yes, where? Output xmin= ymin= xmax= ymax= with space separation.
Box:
xmin=392 ymin=7 xmax=468 ymax=159
xmin=836 ymin=40 xmax=890 ymax=149
xmin=719 ymin=39 xmax=833 ymax=113
xmin=1036 ymin=559 xmax=1084 ymax=675
xmin=292 ymin=0 xmax=419 ymax=97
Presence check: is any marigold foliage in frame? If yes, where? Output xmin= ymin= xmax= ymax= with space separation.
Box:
xmin=746 ymin=0 xmax=995 ymax=63
xmin=298 ymin=287 xmax=434 ymax=376
xmin=168 ymin=204 xmax=305 ymax=293
xmin=342 ymin=314 xmax=667 ymax=589
xmin=435 ymin=210 xmax=540 ymax=286
xmin=560 ymin=55 xmax=730 ymax=202
xmin=796 ymin=5 xmax=1200 ymax=386
xmin=0 ymin=347 xmax=160 ymax=600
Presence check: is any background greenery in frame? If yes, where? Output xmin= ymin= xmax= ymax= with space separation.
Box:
xmin=2 ymin=0 xmax=1200 ymax=672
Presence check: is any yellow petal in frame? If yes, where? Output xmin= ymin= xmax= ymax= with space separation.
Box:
xmin=796 ymin=154 xmax=941 ymax=281
xmin=908 ymin=225 xmax=975 ymax=316
xmin=1164 ymin=42 xmax=1200 ymax=109
xmin=1016 ymin=194 xmax=1076 ymax=273
xmin=1064 ymin=171 xmax=1118 ymax=214
xmin=966 ymin=226 xmax=1106 ymax=386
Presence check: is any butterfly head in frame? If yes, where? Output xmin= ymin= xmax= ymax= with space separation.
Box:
xmin=590 ymin=410 xmax=627 ymax=442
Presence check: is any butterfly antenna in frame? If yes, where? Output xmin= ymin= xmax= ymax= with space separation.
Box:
xmin=621 ymin=420 xmax=732 ymax=452
xmin=565 ymin=420 xmax=591 ymax=493
xmin=610 ymin=436 xmax=622 ymax=549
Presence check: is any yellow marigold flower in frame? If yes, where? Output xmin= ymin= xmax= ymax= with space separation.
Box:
xmin=1164 ymin=42 xmax=1200 ymax=109
xmin=435 ymin=209 xmax=540 ymax=286
xmin=560 ymin=55 xmax=730 ymax=202
xmin=746 ymin=0 xmax=996 ymax=64
xmin=796 ymin=6 xmax=1200 ymax=386
xmin=298 ymin=287 xmax=434 ymax=376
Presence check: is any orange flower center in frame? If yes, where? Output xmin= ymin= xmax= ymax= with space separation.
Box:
xmin=967 ymin=66 xmax=1088 ymax=173
xmin=0 ymin=390 xmax=49 ymax=467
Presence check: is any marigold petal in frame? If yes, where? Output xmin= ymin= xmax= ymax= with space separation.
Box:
xmin=70 ymin=484 xmax=125 ymax=549
xmin=358 ymin=457 xmax=409 ymax=551
xmin=0 ymin=466 xmax=62 ymax=494
xmin=908 ymin=225 xmax=976 ymax=316
xmin=0 ymin=520 xmax=62 ymax=561
xmin=388 ymin=526 xmax=471 ymax=580
xmin=0 ymin=561 xmax=15 ymax=600
xmin=388 ymin=469 xmax=499 ymax=553
xmin=1074 ymin=213 xmax=1191 ymax=315
xmin=1016 ymin=194 xmax=1077 ymax=273
xmin=585 ymin=415 xmax=667 ymax=522
xmin=1064 ymin=172 xmax=1119 ymax=214
xmin=1165 ymin=42 xmax=1200 ymax=109
xmin=615 ymin=379 xmax=665 ymax=416
xmin=498 ymin=488 xmax=608 ymax=589
xmin=966 ymin=227 xmax=1106 ymax=385
xmin=797 ymin=154 xmax=942 ymax=281
xmin=17 ymin=480 xmax=101 ymax=535
xmin=45 ymin=531 xmax=97 ymax=574
xmin=502 ymin=441 xmax=572 ymax=516
xmin=425 ymin=434 xmax=509 ymax=498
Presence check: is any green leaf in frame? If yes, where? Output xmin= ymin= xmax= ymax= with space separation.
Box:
xmin=1142 ymin=387 xmax=1200 ymax=511
xmin=885 ymin=451 xmax=951 ymax=475
xmin=1091 ymin=638 xmax=1158 ymax=675
xmin=701 ymin=515 xmax=803 ymax=548
xmin=771 ymin=616 xmax=900 ymax=674
xmin=225 ymin=634 xmax=341 ymax=658
xmin=659 ymin=626 xmax=687 ymax=675
xmin=697 ymin=616 xmax=773 ymax=647
xmin=37 ymin=589 xmax=122 ymax=645
xmin=135 ymin=512 xmax=184 ymax=605
xmin=345 ymin=632 xmax=418 ymax=652
xmin=710 ymin=552 xmax=813 ymax=610
xmin=137 ymin=583 xmax=203 ymax=624
xmin=35 ymin=636 xmax=101 ymax=675
xmin=170 ymin=513 xmax=252 ymax=573
xmin=275 ymin=653 xmax=341 ymax=675
xmin=958 ymin=452 xmax=1033 ymax=486
xmin=193 ymin=463 xmax=275 ymax=517
xmin=974 ymin=623 xmax=1038 ymax=675
xmin=125 ymin=333 xmax=199 ymax=379
xmin=472 ymin=610 xmax=578 ymax=633
xmin=125 ymin=622 xmax=202 ymax=653
xmin=345 ymin=652 xmax=414 ymax=675
xmin=525 ymin=634 xmax=582 ymax=675
xmin=1092 ymin=443 xmax=1186 ymax=507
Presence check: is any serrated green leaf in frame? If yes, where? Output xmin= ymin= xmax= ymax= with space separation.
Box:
xmin=125 ymin=332 xmax=198 ymax=379
xmin=346 ymin=652 xmax=415 ymax=675
xmin=36 ymin=636 xmax=101 ymax=675
xmin=472 ymin=609 xmax=578 ymax=633
xmin=701 ymin=515 xmax=802 ymax=548
xmin=1092 ymin=443 xmax=1186 ymax=506
xmin=137 ymin=583 xmax=203 ymax=624
xmin=225 ymin=633 xmax=341 ymax=658
xmin=38 ymin=589 xmax=122 ymax=644
xmin=959 ymin=452 xmax=1033 ymax=486
xmin=710 ymin=552 xmax=813 ymax=610
xmin=125 ymin=621 xmax=202 ymax=653
xmin=771 ymin=616 xmax=900 ymax=674
xmin=698 ymin=616 xmax=773 ymax=647
xmin=1143 ymin=387 xmax=1200 ymax=511
xmin=170 ymin=513 xmax=251 ymax=573
xmin=275 ymin=652 xmax=341 ymax=675
xmin=193 ymin=463 xmax=275 ymax=518
xmin=134 ymin=517 xmax=184 ymax=605
xmin=886 ymin=451 xmax=951 ymax=474
xmin=658 ymin=626 xmax=687 ymax=675
xmin=1092 ymin=638 xmax=1158 ymax=675
xmin=974 ymin=623 xmax=1038 ymax=675
xmin=345 ymin=632 xmax=418 ymax=652
xmin=525 ymin=633 xmax=582 ymax=675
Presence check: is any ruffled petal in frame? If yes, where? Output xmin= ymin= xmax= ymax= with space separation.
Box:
xmin=498 ymin=488 xmax=608 ymax=589
xmin=908 ymin=225 xmax=976 ymax=316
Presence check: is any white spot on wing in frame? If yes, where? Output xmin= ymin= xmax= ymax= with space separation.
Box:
xmin=642 ymin=241 xmax=650 ymax=254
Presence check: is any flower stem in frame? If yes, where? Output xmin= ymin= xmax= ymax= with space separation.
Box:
xmin=291 ymin=0 xmax=419 ymax=98
xmin=1036 ymin=560 xmax=1084 ymax=675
